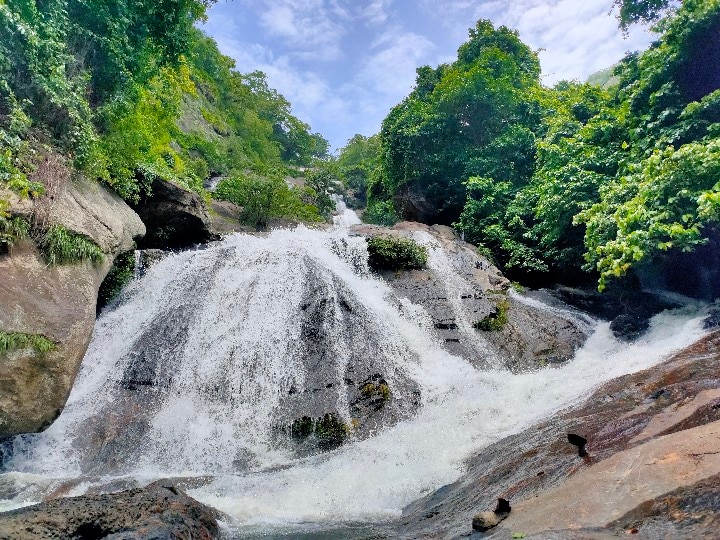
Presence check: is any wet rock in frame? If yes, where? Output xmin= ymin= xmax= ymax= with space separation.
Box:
xmin=703 ymin=307 xmax=720 ymax=329
xmin=0 ymin=481 xmax=219 ymax=539
xmin=207 ymin=199 xmax=250 ymax=235
xmin=350 ymin=223 xmax=589 ymax=373
xmin=606 ymin=473 xmax=720 ymax=538
xmin=472 ymin=498 xmax=512 ymax=532
xmin=567 ymin=433 xmax=588 ymax=457
xmin=394 ymin=331 xmax=720 ymax=539
xmin=132 ymin=177 xmax=215 ymax=249
xmin=472 ymin=511 xmax=503 ymax=532
xmin=610 ymin=313 xmax=650 ymax=341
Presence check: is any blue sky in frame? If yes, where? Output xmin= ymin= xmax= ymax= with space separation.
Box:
xmin=200 ymin=0 xmax=656 ymax=152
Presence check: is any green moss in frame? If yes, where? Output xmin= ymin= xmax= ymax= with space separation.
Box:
xmin=360 ymin=382 xmax=376 ymax=398
xmin=290 ymin=413 xmax=350 ymax=450
xmin=97 ymin=251 xmax=136 ymax=312
xmin=360 ymin=380 xmax=391 ymax=402
xmin=0 ymin=332 xmax=55 ymax=354
xmin=290 ymin=416 xmax=315 ymax=439
xmin=314 ymin=413 xmax=349 ymax=449
xmin=474 ymin=298 xmax=510 ymax=331
xmin=37 ymin=224 xmax=105 ymax=265
xmin=366 ymin=236 xmax=428 ymax=272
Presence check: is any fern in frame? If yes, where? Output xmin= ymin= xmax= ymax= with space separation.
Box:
xmin=0 ymin=332 xmax=55 ymax=354
xmin=37 ymin=224 xmax=105 ymax=265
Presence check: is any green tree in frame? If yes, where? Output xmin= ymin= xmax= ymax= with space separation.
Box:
xmin=373 ymin=19 xmax=542 ymax=225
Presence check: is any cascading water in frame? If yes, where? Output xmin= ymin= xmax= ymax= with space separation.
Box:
xmin=0 ymin=213 xmax=710 ymax=537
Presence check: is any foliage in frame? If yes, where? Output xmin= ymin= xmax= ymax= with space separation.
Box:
xmin=374 ymin=1 xmax=720 ymax=290
xmin=579 ymin=137 xmax=720 ymax=290
xmin=0 ymin=0 xmax=328 ymax=232
xmin=37 ymin=224 xmax=105 ymax=265
xmin=361 ymin=380 xmax=391 ymax=402
xmin=473 ymin=298 xmax=509 ymax=331
xmin=0 ymin=331 xmax=55 ymax=354
xmin=613 ymin=0 xmax=676 ymax=30
xmin=97 ymin=250 xmax=136 ymax=312
xmin=290 ymin=413 xmax=349 ymax=450
xmin=366 ymin=236 xmax=428 ymax=272
xmin=0 ymin=214 xmax=30 ymax=253
xmin=371 ymin=19 xmax=542 ymax=225
xmin=214 ymin=170 xmax=322 ymax=229
xmin=362 ymin=200 xmax=398 ymax=226
xmin=304 ymin=168 xmax=337 ymax=220
xmin=334 ymin=134 xmax=380 ymax=208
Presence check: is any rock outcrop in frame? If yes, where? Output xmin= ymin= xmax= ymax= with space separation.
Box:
xmin=132 ymin=177 xmax=214 ymax=249
xmin=0 ymin=169 xmax=145 ymax=439
xmin=392 ymin=330 xmax=720 ymax=539
xmin=0 ymin=481 xmax=219 ymax=539
xmin=352 ymin=223 xmax=589 ymax=372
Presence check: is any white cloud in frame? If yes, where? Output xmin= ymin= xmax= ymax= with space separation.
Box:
xmin=362 ymin=28 xmax=435 ymax=96
xmin=203 ymin=0 xmax=659 ymax=148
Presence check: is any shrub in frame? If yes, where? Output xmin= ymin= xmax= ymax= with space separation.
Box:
xmin=215 ymin=171 xmax=322 ymax=228
xmin=37 ymin=224 xmax=105 ymax=265
xmin=362 ymin=199 xmax=398 ymax=226
xmin=474 ymin=298 xmax=510 ymax=331
xmin=366 ymin=236 xmax=428 ymax=271
xmin=97 ymin=251 xmax=136 ymax=312
xmin=0 ymin=213 xmax=29 ymax=253
xmin=0 ymin=331 xmax=55 ymax=354
xmin=361 ymin=380 xmax=391 ymax=402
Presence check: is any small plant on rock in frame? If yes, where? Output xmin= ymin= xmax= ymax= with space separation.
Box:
xmin=37 ymin=224 xmax=105 ymax=265
xmin=0 ymin=331 xmax=55 ymax=354
xmin=474 ymin=298 xmax=510 ymax=331
xmin=366 ymin=235 xmax=428 ymax=271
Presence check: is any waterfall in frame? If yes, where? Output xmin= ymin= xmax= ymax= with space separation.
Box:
xmin=0 ymin=225 xmax=709 ymax=537
xmin=332 ymin=195 xmax=362 ymax=227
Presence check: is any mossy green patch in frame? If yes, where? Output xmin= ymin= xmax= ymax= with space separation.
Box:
xmin=97 ymin=251 xmax=136 ymax=312
xmin=474 ymin=298 xmax=510 ymax=331
xmin=366 ymin=236 xmax=428 ymax=272
xmin=37 ymin=224 xmax=105 ymax=265
xmin=0 ymin=332 xmax=55 ymax=354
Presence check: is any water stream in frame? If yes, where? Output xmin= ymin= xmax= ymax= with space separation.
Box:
xmin=0 ymin=206 xmax=710 ymax=537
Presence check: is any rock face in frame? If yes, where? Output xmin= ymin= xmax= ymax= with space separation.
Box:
xmin=0 ymin=171 xmax=145 ymax=439
xmin=132 ymin=177 xmax=214 ymax=249
xmin=392 ymin=330 xmax=720 ymax=539
xmin=0 ymin=481 xmax=219 ymax=539
xmin=352 ymin=223 xmax=590 ymax=372
xmin=638 ymin=227 xmax=720 ymax=301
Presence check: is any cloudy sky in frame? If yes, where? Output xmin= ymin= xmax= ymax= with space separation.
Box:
xmin=200 ymin=0 xmax=657 ymax=151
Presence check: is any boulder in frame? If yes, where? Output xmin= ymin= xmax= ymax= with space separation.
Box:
xmin=351 ymin=222 xmax=589 ymax=372
xmin=472 ymin=511 xmax=503 ymax=532
xmin=0 ymin=168 xmax=145 ymax=439
xmin=132 ymin=177 xmax=215 ymax=249
xmin=609 ymin=313 xmax=650 ymax=342
xmin=0 ymin=481 xmax=219 ymax=539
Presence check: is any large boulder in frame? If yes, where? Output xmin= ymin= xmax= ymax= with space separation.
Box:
xmin=0 ymin=481 xmax=219 ymax=539
xmin=0 ymin=161 xmax=145 ymax=439
xmin=132 ymin=177 xmax=215 ymax=249
xmin=351 ymin=222 xmax=589 ymax=372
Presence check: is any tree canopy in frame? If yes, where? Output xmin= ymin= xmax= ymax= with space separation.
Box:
xmin=368 ymin=0 xmax=720 ymax=289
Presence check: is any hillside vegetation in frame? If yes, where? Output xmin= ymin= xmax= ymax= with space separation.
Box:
xmin=0 ymin=0 xmax=330 ymax=252
xmin=362 ymin=0 xmax=720 ymax=290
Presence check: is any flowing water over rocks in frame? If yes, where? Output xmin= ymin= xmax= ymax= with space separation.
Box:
xmin=0 ymin=218 xmax=712 ymax=538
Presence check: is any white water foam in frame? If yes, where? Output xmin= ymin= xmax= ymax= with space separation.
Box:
xmin=332 ymin=195 xmax=362 ymax=227
xmin=190 ymin=304 xmax=707 ymax=532
xmin=0 ymin=226 xmax=709 ymax=533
